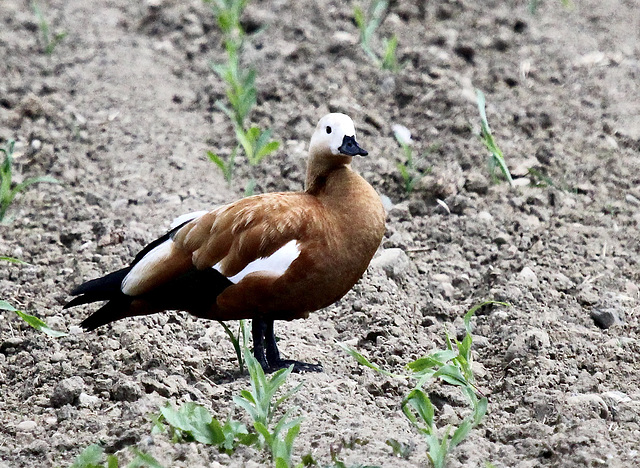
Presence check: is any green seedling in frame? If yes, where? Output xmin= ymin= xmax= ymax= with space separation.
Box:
xmin=1 ymin=139 xmax=59 ymax=222
xmin=212 ymin=51 xmax=256 ymax=130
xmin=66 ymin=443 xmax=163 ymax=468
xmin=234 ymin=349 xmax=303 ymax=467
xmin=217 ymin=319 xmax=248 ymax=372
xmin=32 ymin=1 xmax=67 ymax=55
xmin=205 ymin=1 xmax=280 ymax=188
xmin=205 ymin=0 xmax=248 ymax=53
xmin=392 ymin=124 xmax=429 ymax=193
xmin=207 ymin=147 xmax=237 ymax=183
xmin=341 ymin=301 xmax=507 ymax=468
xmin=1 ymin=301 xmax=67 ymax=337
xmin=354 ymin=0 xmax=399 ymax=71
xmin=153 ymin=401 xmax=256 ymax=452
xmin=476 ymin=90 xmax=514 ymax=187
xmin=154 ymin=344 xmax=302 ymax=467
xmin=385 ymin=438 xmax=414 ymax=459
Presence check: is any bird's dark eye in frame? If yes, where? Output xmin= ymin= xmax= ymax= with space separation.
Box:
xmin=326 ymin=126 xmax=332 ymax=134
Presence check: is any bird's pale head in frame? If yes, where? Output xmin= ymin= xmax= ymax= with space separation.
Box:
xmin=309 ymin=113 xmax=368 ymax=158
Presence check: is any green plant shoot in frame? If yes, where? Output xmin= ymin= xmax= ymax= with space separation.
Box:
xmin=32 ymin=1 xmax=67 ymax=55
xmin=354 ymin=0 xmax=399 ymax=71
xmin=341 ymin=301 xmax=507 ymax=468
xmin=476 ymin=90 xmax=514 ymax=187
xmin=1 ymin=139 xmax=59 ymax=222
xmin=66 ymin=443 xmax=163 ymax=468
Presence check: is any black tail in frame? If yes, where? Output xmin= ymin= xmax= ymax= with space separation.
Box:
xmin=64 ymin=267 xmax=132 ymax=309
xmin=79 ymin=296 xmax=135 ymax=331
xmin=66 ymin=266 xmax=233 ymax=331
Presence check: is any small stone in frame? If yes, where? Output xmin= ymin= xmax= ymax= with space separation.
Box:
xmin=577 ymin=288 xmax=599 ymax=306
xmin=389 ymin=202 xmax=412 ymax=221
xmin=519 ymin=267 xmax=538 ymax=285
xmin=51 ymin=376 xmax=84 ymax=407
xmin=494 ymin=232 xmax=511 ymax=246
xmin=432 ymin=273 xmax=451 ymax=283
xmin=476 ymin=211 xmax=493 ymax=221
xmin=625 ymin=194 xmax=640 ymax=206
xmin=565 ymin=394 xmax=608 ymax=419
xmin=371 ymin=248 xmax=416 ymax=281
xmin=590 ymin=308 xmax=623 ymax=329
xmin=464 ymin=172 xmax=489 ymax=195
xmin=111 ymin=380 xmax=143 ymax=402
xmin=379 ymin=194 xmax=394 ymax=213
xmin=408 ymin=199 xmax=428 ymax=216
xmin=78 ymin=392 xmax=101 ymax=408
xmin=505 ymin=328 xmax=550 ymax=361
xmin=16 ymin=420 xmax=37 ymax=432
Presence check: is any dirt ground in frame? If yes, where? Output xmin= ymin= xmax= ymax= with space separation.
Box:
xmin=1 ymin=0 xmax=640 ymax=466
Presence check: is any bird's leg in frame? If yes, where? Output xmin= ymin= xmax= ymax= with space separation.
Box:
xmin=264 ymin=319 xmax=323 ymax=373
xmin=251 ymin=318 xmax=269 ymax=371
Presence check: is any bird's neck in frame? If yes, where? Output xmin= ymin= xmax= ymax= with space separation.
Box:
xmin=305 ymin=149 xmax=352 ymax=194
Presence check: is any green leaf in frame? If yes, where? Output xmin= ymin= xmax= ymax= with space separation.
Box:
xmin=107 ymin=454 xmax=119 ymax=468
xmin=128 ymin=449 xmax=165 ymax=468
xmin=0 ymin=300 xmax=17 ymax=311
xmin=450 ymin=420 xmax=472 ymax=449
xmin=433 ymin=364 xmax=468 ymax=387
xmin=11 ymin=308 xmax=68 ymax=337
xmin=206 ymin=151 xmax=226 ymax=172
xmin=253 ymin=420 xmax=273 ymax=446
xmin=474 ymin=397 xmax=488 ymax=425
xmin=337 ymin=342 xmax=399 ymax=378
xmin=244 ymin=179 xmax=256 ymax=197
xmin=0 ymin=256 xmax=28 ymax=264
xmin=71 ymin=444 xmax=103 ymax=468
xmin=12 ymin=175 xmax=60 ymax=195
xmin=257 ymin=140 xmax=279 ymax=160
xmin=407 ymin=349 xmax=457 ymax=373
xmin=402 ymin=388 xmax=434 ymax=429
xmin=464 ymin=300 xmax=509 ymax=334
xmin=218 ymin=320 xmax=244 ymax=371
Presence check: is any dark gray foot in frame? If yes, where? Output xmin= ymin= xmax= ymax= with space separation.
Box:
xmin=251 ymin=318 xmax=323 ymax=373
xmin=268 ymin=359 xmax=323 ymax=373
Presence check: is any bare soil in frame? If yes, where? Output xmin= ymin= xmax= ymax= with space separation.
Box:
xmin=1 ymin=0 xmax=640 ymax=467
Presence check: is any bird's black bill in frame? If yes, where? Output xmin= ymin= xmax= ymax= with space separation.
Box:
xmin=338 ymin=135 xmax=368 ymax=156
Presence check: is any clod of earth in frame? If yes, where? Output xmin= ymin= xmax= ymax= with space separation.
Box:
xmin=65 ymin=113 xmax=385 ymax=373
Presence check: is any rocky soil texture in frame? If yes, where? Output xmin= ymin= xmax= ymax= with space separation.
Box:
xmin=1 ymin=0 xmax=639 ymax=467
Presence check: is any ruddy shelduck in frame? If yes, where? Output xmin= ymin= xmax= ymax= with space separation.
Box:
xmin=65 ymin=113 xmax=386 ymax=372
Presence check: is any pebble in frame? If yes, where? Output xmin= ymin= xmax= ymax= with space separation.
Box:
xmin=576 ymin=287 xmax=600 ymax=306
xmin=111 ymin=380 xmax=143 ymax=402
xmin=625 ymin=194 xmax=640 ymax=206
xmin=50 ymin=376 xmax=84 ymax=407
xmin=464 ymin=172 xmax=489 ymax=194
xmin=590 ymin=308 xmax=623 ymax=329
xmin=388 ymin=202 xmax=412 ymax=221
xmin=78 ymin=392 xmax=101 ymax=408
xmin=519 ymin=267 xmax=538 ymax=285
xmin=565 ymin=393 xmax=608 ymax=419
xmin=505 ymin=328 xmax=550 ymax=361
xmin=16 ymin=421 xmax=37 ymax=432
xmin=370 ymin=248 xmax=416 ymax=281
xmin=476 ymin=210 xmax=493 ymax=221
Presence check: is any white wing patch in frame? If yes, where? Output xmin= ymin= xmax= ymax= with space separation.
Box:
xmin=215 ymin=239 xmax=301 ymax=284
xmin=170 ymin=210 xmax=210 ymax=229
xmin=121 ymin=240 xmax=173 ymax=295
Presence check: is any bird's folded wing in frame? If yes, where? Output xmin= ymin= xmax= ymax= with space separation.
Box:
xmin=121 ymin=192 xmax=321 ymax=296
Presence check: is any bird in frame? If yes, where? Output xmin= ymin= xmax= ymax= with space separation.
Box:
xmin=65 ymin=113 xmax=386 ymax=372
